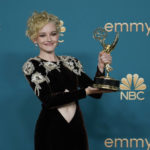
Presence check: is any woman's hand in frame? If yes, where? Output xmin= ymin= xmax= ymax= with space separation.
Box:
xmin=98 ymin=51 xmax=112 ymax=73
xmin=85 ymin=86 xmax=114 ymax=95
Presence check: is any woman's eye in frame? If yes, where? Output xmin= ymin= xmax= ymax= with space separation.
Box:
xmin=51 ymin=32 xmax=57 ymax=36
xmin=39 ymin=34 xmax=45 ymax=37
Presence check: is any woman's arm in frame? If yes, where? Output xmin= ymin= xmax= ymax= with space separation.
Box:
xmin=22 ymin=60 xmax=86 ymax=109
xmin=77 ymin=51 xmax=112 ymax=98
xmin=77 ymin=65 xmax=105 ymax=99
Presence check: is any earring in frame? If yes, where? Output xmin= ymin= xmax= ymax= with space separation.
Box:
xmin=34 ymin=43 xmax=38 ymax=47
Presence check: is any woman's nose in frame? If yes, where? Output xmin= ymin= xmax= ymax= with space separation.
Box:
xmin=47 ymin=35 xmax=52 ymax=41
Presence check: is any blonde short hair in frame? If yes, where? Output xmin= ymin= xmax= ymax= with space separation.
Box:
xmin=26 ymin=11 xmax=61 ymax=41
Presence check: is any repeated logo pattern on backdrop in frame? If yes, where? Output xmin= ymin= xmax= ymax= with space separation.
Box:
xmin=120 ymin=74 xmax=147 ymax=101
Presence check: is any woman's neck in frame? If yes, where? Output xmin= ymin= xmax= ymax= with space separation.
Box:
xmin=38 ymin=51 xmax=58 ymax=62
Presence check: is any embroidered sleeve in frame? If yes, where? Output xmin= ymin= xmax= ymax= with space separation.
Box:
xmin=22 ymin=59 xmax=86 ymax=109
xmin=59 ymin=56 xmax=84 ymax=76
xmin=22 ymin=60 xmax=49 ymax=97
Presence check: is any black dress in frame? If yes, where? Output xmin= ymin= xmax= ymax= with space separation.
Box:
xmin=22 ymin=55 xmax=104 ymax=150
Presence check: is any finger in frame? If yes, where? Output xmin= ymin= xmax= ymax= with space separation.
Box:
xmin=101 ymin=58 xmax=111 ymax=63
xmin=102 ymin=54 xmax=112 ymax=60
xmin=98 ymin=58 xmax=105 ymax=64
xmin=90 ymin=87 xmax=100 ymax=90
xmin=99 ymin=51 xmax=105 ymax=56
xmin=100 ymin=56 xmax=109 ymax=60
xmin=64 ymin=89 xmax=69 ymax=92
xmin=88 ymin=86 xmax=99 ymax=90
xmin=101 ymin=54 xmax=112 ymax=59
xmin=100 ymin=56 xmax=112 ymax=63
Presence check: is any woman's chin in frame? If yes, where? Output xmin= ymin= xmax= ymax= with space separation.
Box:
xmin=39 ymin=47 xmax=55 ymax=53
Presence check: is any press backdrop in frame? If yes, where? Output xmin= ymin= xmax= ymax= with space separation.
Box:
xmin=0 ymin=0 xmax=150 ymax=150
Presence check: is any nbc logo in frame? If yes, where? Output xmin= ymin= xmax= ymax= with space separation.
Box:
xmin=120 ymin=74 xmax=147 ymax=100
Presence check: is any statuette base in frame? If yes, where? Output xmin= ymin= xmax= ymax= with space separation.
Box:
xmin=93 ymin=76 xmax=120 ymax=91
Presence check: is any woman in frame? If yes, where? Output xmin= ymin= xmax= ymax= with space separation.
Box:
xmin=22 ymin=11 xmax=112 ymax=150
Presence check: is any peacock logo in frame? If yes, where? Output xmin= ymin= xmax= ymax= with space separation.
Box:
xmin=120 ymin=74 xmax=146 ymax=100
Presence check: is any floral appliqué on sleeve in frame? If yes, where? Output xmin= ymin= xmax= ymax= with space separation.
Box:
xmin=59 ymin=56 xmax=84 ymax=76
xmin=31 ymin=72 xmax=47 ymax=96
xmin=23 ymin=60 xmax=50 ymax=96
xmin=22 ymin=61 xmax=35 ymax=75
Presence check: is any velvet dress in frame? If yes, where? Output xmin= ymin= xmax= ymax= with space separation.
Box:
xmin=22 ymin=55 xmax=104 ymax=150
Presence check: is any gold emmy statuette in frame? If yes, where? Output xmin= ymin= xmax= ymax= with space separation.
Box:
xmin=93 ymin=27 xmax=120 ymax=91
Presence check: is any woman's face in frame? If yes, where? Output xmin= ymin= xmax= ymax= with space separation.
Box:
xmin=34 ymin=22 xmax=59 ymax=53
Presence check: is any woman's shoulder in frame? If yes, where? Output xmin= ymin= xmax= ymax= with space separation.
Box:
xmin=60 ymin=55 xmax=83 ymax=68
xmin=22 ymin=56 xmax=42 ymax=68
xmin=59 ymin=55 xmax=81 ymax=63
xmin=59 ymin=55 xmax=84 ymax=75
xmin=22 ymin=56 xmax=42 ymax=76
xmin=22 ymin=55 xmax=84 ymax=76
xmin=23 ymin=56 xmax=41 ymax=64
